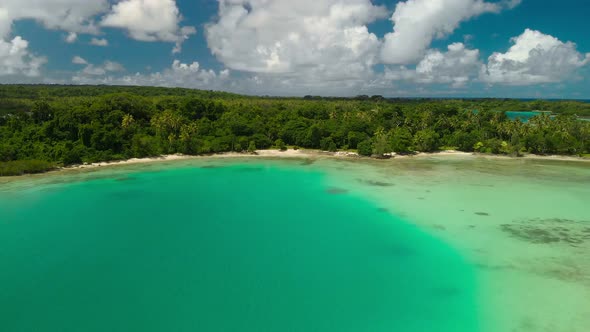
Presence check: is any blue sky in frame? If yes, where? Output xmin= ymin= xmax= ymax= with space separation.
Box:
xmin=1 ymin=0 xmax=589 ymax=98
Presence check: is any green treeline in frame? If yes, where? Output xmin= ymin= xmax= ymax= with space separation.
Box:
xmin=1 ymin=85 xmax=589 ymax=176
xmin=0 ymin=160 xmax=56 ymax=177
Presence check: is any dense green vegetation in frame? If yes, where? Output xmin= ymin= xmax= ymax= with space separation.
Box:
xmin=1 ymin=85 xmax=589 ymax=175
xmin=0 ymin=160 xmax=55 ymax=176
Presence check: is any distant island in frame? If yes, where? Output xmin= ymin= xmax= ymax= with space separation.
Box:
xmin=1 ymin=85 xmax=589 ymax=176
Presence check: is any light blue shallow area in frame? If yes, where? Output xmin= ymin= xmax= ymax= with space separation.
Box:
xmin=505 ymin=111 xmax=551 ymax=122
xmin=0 ymin=164 xmax=478 ymax=332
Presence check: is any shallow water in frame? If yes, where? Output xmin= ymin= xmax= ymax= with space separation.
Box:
xmin=1 ymin=156 xmax=589 ymax=332
xmin=312 ymin=156 xmax=590 ymax=332
xmin=0 ymin=163 xmax=477 ymax=332
xmin=505 ymin=111 xmax=548 ymax=122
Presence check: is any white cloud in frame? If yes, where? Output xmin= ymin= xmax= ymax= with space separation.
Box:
xmin=81 ymin=65 xmax=108 ymax=76
xmin=90 ymin=38 xmax=109 ymax=46
xmin=0 ymin=36 xmax=47 ymax=76
xmin=101 ymin=0 xmax=196 ymax=53
xmin=481 ymin=29 xmax=590 ymax=85
xmin=72 ymin=60 xmax=229 ymax=90
xmin=505 ymin=0 xmax=522 ymax=9
xmin=0 ymin=0 xmax=108 ymax=79
xmin=72 ymin=56 xmax=88 ymax=65
xmin=205 ymin=0 xmax=387 ymax=83
xmin=80 ymin=60 xmax=125 ymax=76
xmin=0 ymin=9 xmax=10 ymax=39
xmin=74 ymin=60 xmax=375 ymax=97
xmin=380 ymin=0 xmax=517 ymax=65
xmin=172 ymin=26 xmax=197 ymax=54
xmin=65 ymin=32 xmax=78 ymax=43
xmin=104 ymin=61 xmax=125 ymax=72
xmin=386 ymin=42 xmax=481 ymax=87
xmin=0 ymin=0 xmax=108 ymax=38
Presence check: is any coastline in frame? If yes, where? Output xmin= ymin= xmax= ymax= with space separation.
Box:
xmin=61 ymin=149 xmax=590 ymax=169
xmin=1 ymin=149 xmax=589 ymax=181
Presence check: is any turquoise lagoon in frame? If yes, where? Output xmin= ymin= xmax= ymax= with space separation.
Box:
xmin=0 ymin=162 xmax=476 ymax=332
xmin=505 ymin=111 xmax=549 ymax=122
xmin=1 ymin=156 xmax=589 ymax=332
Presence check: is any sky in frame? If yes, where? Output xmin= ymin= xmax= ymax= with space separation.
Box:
xmin=1 ymin=0 xmax=589 ymax=98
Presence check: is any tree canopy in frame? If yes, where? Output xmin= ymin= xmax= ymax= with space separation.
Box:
xmin=1 ymin=85 xmax=589 ymax=175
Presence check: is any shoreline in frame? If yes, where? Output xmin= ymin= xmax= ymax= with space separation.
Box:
xmin=61 ymin=148 xmax=590 ymax=169
xmin=1 ymin=149 xmax=589 ymax=181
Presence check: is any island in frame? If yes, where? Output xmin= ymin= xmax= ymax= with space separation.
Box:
xmin=1 ymin=85 xmax=589 ymax=176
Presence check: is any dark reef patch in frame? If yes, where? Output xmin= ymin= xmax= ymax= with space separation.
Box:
xmin=359 ymin=179 xmax=396 ymax=187
xmin=236 ymin=167 xmax=264 ymax=172
xmin=115 ymin=176 xmax=136 ymax=182
xmin=500 ymin=218 xmax=590 ymax=245
xmin=326 ymin=187 xmax=349 ymax=195
xmin=200 ymin=165 xmax=223 ymax=169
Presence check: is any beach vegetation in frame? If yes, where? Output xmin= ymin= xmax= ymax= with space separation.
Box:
xmin=248 ymin=141 xmax=257 ymax=153
xmin=357 ymin=140 xmax=373 ymax=157
xmin=275 ymin=139 xmax=287 ymax=151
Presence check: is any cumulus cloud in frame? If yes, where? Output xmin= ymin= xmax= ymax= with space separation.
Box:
xmin=481 ymin=29 xmax=590 ymax=85
xmin=90 ymin=38 xmax=109 ymax=46
xmin=65 ymin=32 xmax=78 ymax=43
xmin=0 ymin=0 xmax=107 ymax=80
xmin=205 ymin=0 xmax=387 ymax=82
xmin=78 ymin=60 xmax=125 ymax=76
xmin=69 ymin=58 xmax=381 ymax=96
xmin=386 ymin=42 xmax=481 ymax=87
xmin=380 ymin=0 xmax=517 ymax=65
xmin=0 ymin=36 xmax=47 ymax=76
xmin=72 ymin=60 xmax=229 ymax=90
xmin=101 ymin=0 xmax=196 ymax=53
xmin=104 ymin=61 xmax=125 ymax=72
xmin=72 ymin=56 xmax=88 ymax=65
xmin=0 ymin=0 xmax=108 ymax=38
xmin=505 ymin=0 xmax=522 ymax=9
xmin=0 ymin=9 xmax=10 ymax=39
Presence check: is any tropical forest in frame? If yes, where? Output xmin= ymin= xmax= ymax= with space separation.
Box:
xmin=1 ymin=85 xmax=589 ymax=176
